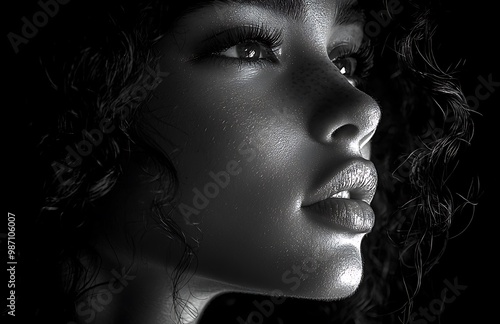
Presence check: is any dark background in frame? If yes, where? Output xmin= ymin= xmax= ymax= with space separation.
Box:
xmin=3 ymin=0 xmax=499 ymax=323
xmin=422 ymin=1 xmax=499 ymax=322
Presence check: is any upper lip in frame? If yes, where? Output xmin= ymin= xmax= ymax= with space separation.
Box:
xmin=302 ymin=158 xmax=378 ymax=207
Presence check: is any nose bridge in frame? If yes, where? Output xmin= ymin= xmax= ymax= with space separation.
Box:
xmin=289 ymin=60 xmax=381 ymax=150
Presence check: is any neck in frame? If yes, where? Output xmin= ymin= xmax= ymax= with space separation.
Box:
xmin=72 ymin=245 xmax=230 ymax=324
xmin=156 ymin=275 xmax=225 ymax=324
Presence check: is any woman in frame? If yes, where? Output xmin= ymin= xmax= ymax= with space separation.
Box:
xmin=19 ymin=0 xmax=475 ymax=323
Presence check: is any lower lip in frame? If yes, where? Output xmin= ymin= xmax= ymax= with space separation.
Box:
xmin=304 ymin=198 xmax=375 ymax=233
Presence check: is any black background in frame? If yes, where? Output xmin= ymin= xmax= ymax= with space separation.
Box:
xmin=3 ymin=0 xmax=499 ymax=323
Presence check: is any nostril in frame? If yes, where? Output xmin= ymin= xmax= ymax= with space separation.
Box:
xmin=331 ymin=124 xmax=358 ymax=140
xmin=359 ymin=129 xmax=376 ymax=148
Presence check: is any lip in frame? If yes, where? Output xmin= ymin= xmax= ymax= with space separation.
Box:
xmin=302 ymin=159 xmax=378 ymax=233
xmin=305 ymin=198 xmax=375 ymax=233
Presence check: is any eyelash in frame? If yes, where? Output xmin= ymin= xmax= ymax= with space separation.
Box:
xmin=193 ymin=24 xmax=374 ymax=85
xmin=194 ymin=24 xmax=283 ymax=68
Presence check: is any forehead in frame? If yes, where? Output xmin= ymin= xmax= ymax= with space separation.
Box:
xmin=172 ymin=0 xmax=364 ymax=26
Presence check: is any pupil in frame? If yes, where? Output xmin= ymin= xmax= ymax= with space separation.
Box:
xmin=336 ymin=59 xmax=349 ymax=75
xmin=238 ymin=42 xmax=261 ymax=60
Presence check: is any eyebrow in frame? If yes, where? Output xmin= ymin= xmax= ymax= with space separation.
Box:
xmin=335 ymin=0 xmax=365 ymax=25
xmin=184 ymin=0 xmax=364 ymax=26
xmin=212 ymin=0 xmax=307 ymax=20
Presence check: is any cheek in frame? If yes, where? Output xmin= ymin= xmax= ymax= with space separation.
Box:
xmin=142 ymin=62 xmax=366 ymax=299
xmin=143 ymin=68 xmax=297 ymax=233
xmin=146 ymin=62 xmax=304 ymax=183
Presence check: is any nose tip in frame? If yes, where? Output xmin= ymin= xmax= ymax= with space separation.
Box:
xmin=311 ymin=92 xmax=381 ymax=152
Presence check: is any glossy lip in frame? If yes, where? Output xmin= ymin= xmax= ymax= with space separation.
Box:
xmin=302 ymin=159 xmax=378 ymax=233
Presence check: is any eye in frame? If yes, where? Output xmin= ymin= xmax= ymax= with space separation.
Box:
xmin=332 ymin=57 xmax=358 ymax=77
xmin=218 ymin=41 xmax=276 ymax=62
xmin=193 ymin=25 xmax=283 ymax=67
xmin=328 ymin=42 xmax=374 ymax=87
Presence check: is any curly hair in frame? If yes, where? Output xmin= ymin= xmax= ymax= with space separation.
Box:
xmin=20 ymin=0 xmax=476 ymax=323
xmin=333 ymin=0 xmax=477 ymax=322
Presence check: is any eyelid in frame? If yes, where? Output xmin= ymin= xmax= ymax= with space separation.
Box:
xmin=329 ymin=41 xmax=360 ymax=58
xmin=199 ymin=24 xmax=283 ymax=54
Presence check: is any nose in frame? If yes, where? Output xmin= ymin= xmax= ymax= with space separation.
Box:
xmin=311 ymin=86 xmax=380 ymax=152
xmin=292 ymin=61 xmax=381 ymax=153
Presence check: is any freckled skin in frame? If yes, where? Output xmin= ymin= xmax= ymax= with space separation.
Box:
xmin=92 ymin=0 xmax=381 ymax=314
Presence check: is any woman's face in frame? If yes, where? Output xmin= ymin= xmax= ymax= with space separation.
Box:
xmin=135 ymin=0 xmax=380 ymax=300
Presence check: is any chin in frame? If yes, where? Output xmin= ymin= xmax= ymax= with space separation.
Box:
xmin=261 ymin=252 xmax=365 ymax=301
xmin=296 ymin=262 xmax=363 ymax=300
